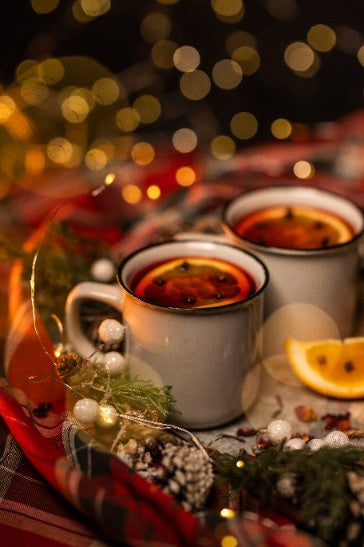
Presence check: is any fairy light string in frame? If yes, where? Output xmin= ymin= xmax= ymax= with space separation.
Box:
xmin=28 ymin=175 xmax=210 ymax=460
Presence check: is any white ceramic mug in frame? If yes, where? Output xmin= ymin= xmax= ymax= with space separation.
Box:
xmin=65 ymin=239 xmax=269 ymax=429
xmin=222 ymin=185 xmax=364 ymax=354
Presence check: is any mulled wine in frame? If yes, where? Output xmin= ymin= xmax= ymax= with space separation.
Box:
xmin=233 ymin=204 xmax=354 ymax=250
xmin=131 ymin=256 xmax=256 ymax=308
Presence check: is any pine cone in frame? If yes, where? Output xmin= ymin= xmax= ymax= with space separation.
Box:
xmin=116 ymin=439 xmax=214 ymax=512
xmin=56 ymin=352 xmax=86 ymax=381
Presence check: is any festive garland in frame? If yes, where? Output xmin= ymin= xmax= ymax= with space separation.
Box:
xmin=3 ymin=219 xmax=364 ymax=544
xmin=213 ymin=440 xmax=364 ymax=545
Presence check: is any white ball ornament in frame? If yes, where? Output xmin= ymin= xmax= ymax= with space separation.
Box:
xmin=91 ymin=258 xmax=116 ymax=282
xmin=284 ymin=437 xmax=306 ymax=451
xmin=73 ymin=398 xmax=99 ymax=424
xmin=267 ymin=419 xmax=292 ymax=445
xmin=96 ymin=404 xmax=119 ymax=429
xmin=276 ymin=473 xmax=296 ymax=498
xmin=103 ymin=351 xmax=126 ymax=376
xmin=324 ymin=430 xmax=350 ymax=448
xmin=98 ymin=319 xmax=125 ymax=345
xmin=307 ymin=438 xmax=325 ymax=452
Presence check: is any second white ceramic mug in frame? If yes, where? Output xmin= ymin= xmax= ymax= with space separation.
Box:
xmin=222 ymin=186 xmax=364 ymax=352
xmin=65 ymin=239 xmax=269 ymax=429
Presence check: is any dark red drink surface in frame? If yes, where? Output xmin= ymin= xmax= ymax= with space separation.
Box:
xmin=234 ymin=205 xmax=354 ymax=250
xmin=130 ymin=256 xmax=256 ymax=308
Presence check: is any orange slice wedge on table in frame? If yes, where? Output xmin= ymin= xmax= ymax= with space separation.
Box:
xmin=285 ymin=337 xmax=364 ymax=398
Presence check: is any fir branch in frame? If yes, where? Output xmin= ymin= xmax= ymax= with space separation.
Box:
xmin=212 ymin=446 xmax=364 ymax=543
xmin=109 ymin=370 xmax=177 ymax=417
xmin=20 ymin=222 xmax=111 ymax=328
xmin=57 ymin=353 xmax=177 ymax=419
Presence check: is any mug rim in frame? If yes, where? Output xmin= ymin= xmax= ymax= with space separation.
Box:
xmin=117 ymin=238 xmax=269 ymax=314
xmin=222 ymin=184 xmax=364 ymax=257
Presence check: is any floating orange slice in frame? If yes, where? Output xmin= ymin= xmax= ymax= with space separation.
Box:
xmin=284 ymin=337 xmax=364 ymax=398
xmin=235 ymin=205 xmax=353 ymax=249
xmin=133 ymin=256 xmax=254 ymax=308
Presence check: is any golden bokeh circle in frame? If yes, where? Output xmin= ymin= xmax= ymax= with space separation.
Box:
xmin=230 ymin=112 xmax=258 ymax=139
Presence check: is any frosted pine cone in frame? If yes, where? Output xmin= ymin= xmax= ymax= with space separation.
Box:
xmin=158 ymin=442 xmax=214 ymax=512
xmin=116 ymin=439 xmax=214 ymax=512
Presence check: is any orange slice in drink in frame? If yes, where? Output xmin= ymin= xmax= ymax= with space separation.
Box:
xmin=133 ymin=256 xmax=255 ymax=308
xmin=285 ymin=337 xmax=364 ymax=398
xmin=235 ymin=205 xmax=353 ymax=249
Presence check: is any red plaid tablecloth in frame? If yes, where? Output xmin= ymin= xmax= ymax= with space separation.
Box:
xmin=1 ymin=109 xmax=364 ymax=546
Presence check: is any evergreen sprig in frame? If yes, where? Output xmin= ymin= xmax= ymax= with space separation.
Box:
xmin=1 ymin=221 xmax=111 ymax=330
xmin=57 ymin=352 xmax=177 ymax=419
xmin=213 ymin=445 xmax=364 ymax=543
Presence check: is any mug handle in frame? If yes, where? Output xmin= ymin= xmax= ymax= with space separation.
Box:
xmin=65 ymin=282 xmax=123 ymax=361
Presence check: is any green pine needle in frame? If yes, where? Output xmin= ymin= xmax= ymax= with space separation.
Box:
xmin=213 ymin=445 xmax=364 ymax=543
xmin=57 ymin=352 xmax=177 ymax=419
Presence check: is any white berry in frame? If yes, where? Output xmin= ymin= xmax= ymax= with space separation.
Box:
xmin=307 ymin=438 xmax=325 ymax=452
xmin=98 ymin=319 xmax=125 ymax=344
xmin=276 ymin=473 xmax=296 ymax=498
xmin=324 ymin=430 xmax=350 ymax=448
xmin=96 ymin=404 xmax=119 ymax=429
xmin=73 ymin=398 xmax=99 ymax=424
xmin=267 ymin=419 xmax=292 ymax=445
xmin=284 ymin=438 xmax=306 ymax=451
xmin=103 ymin=351 xmax=126 ymax=375
xmin=91 ymin=258 xmax=116 ymax=282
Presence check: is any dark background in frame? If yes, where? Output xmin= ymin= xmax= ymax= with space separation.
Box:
xmin=0 ymin=0 xmax=363 ymax=143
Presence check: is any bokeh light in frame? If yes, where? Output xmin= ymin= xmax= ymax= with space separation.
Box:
xmin=293 ymin=160 xmax=315 ymax=179
xmin=92 ymin=78 xmax=121 ymax=105
xmin=225 ymin=30 xmax=256 ymax=55
xmin=284 ymin=42 xmax=315 ymax=72
xmin=147 ymin=184 xmax=161 ymax=199
xmin=80 ymin=0 xmax=110 ymax=17
xmin=210 ymin=135 xmax=236 ymax=159
xmin=230 ymin=112 xmax=258 ymax=139
xmin=140 ymin=12 xmax=172 ymax=43
xmin=212 ymin=59 xmax=242 ymax=89
xmin=211 ymin=0 xmax=244 ymax=22
xmin=37 ymin=58 xmax=65 ymax=85
xmin=122 ymin=184 xmax=142 ymax=204
xmin=179 ymin=70 xmax=211 ymax=100
xmin=307 ymin=24 xmax=336 ymax=52
xmin=20 ymin=77 xmax=49 ymax=105
xmin=131 ymin=142 xmax=155 ymax=165
xmin=47 ymin=138 xmax=73 ymax=165
xmin=271 ymin=118 xmax=292 ymax=139
xmin=151 ymin=40 xmax=178 ymax=69
xmin=0 ymin=1 xmax=361 ymax=186
xmin=357 ymin=45 xmax=364 ymax=66
xmin=62 ymin=95 xmax=90 ymax=123
xmin=221 ymin=535 xmax=238 ymax=547
xmin=31 ymin=0 xmax=59 ymax=14
xmin=116 ymin=107 xmax=140 ymax=132
xmin=85 ymin=148 xmax=108 ymax=170
xmin=175 ymin=166 xmax=196 ymax=186
xmin=133 ymin=95 xmax=161 ymax=124
xmin=172 ymin=128 xmax=198 ymax=153
xmin=231 ymin=46 xmax=261 ymax=75
xmin=220 ymin=508 xmax=236 ymax=518
xmin=173 ymin=46 xmax=200 ymax=72
xmin=0 ymin=96 xmax=16 ymax=124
